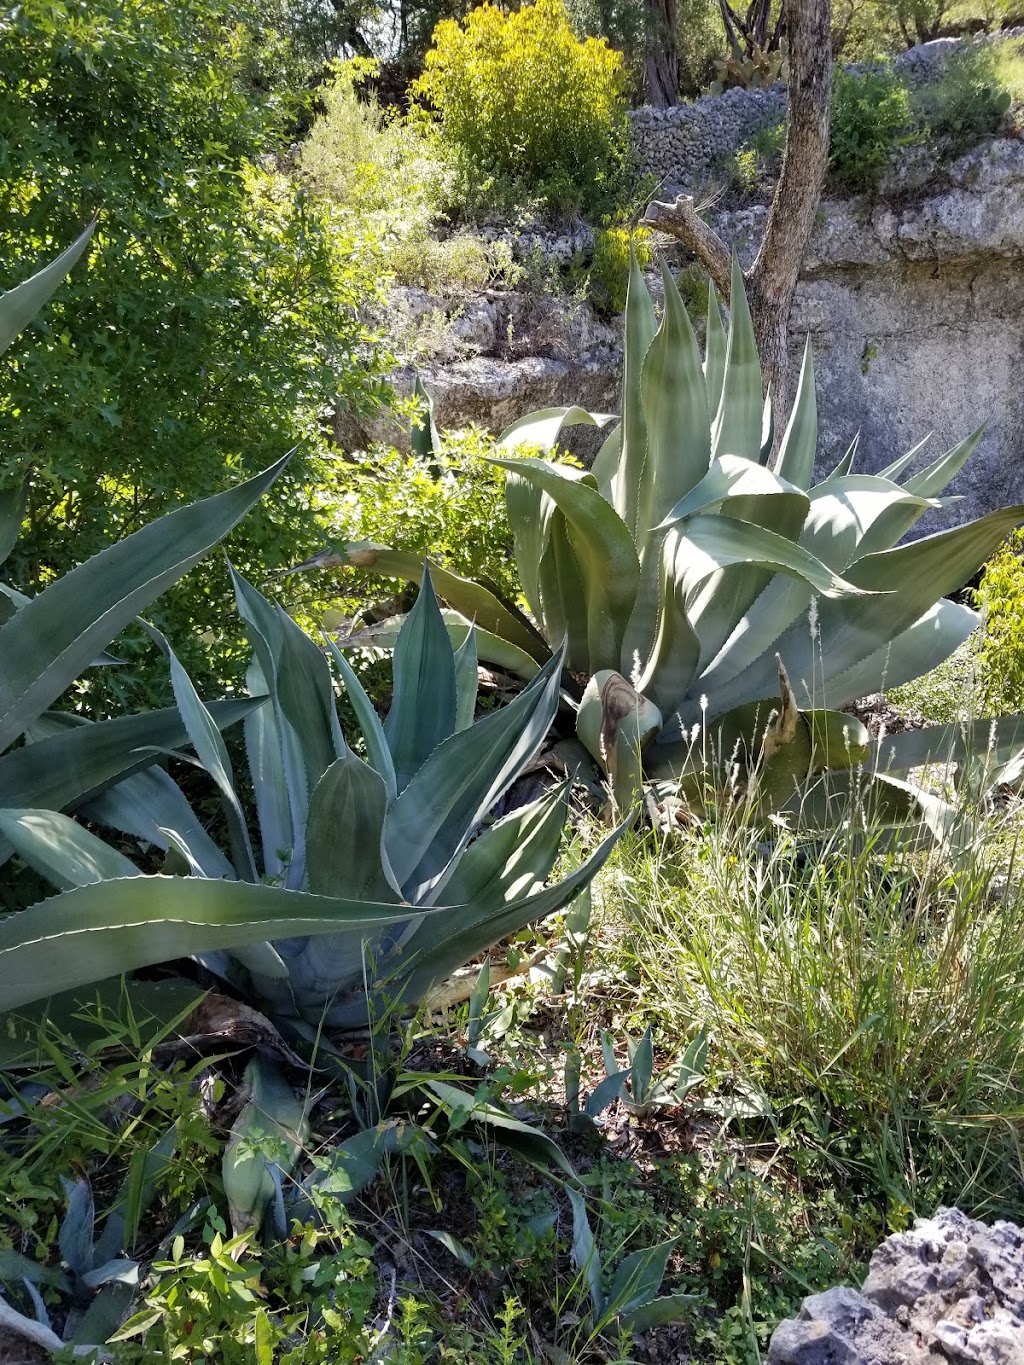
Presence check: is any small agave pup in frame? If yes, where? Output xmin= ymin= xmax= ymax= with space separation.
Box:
xmin=0 ymin=567 xmax=621 ymax=1028
xmin=284 ymin=254 xmax=1024 ymax=823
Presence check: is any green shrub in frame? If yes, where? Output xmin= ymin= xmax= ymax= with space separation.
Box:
xmin=0 ymin=0 xmax=389 ymax=709
xmin=915 ymin=39 xmax=1018 ymax=156
xmin=412 ymin=0 xmax=629 ymax=216
xmin=973 ymin=529 xmax=1024 ymax=714
xmin=584 ymin=224 xmax=653 ymax=315
xmin=730 ymin=117 xmax=786 ymax=196
xmin=829 ymin=64 xmax=915 ymax=194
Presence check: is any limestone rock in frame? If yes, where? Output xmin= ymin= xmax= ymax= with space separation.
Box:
xmin=767 ymin=1208 xmax=1024 ymax=1365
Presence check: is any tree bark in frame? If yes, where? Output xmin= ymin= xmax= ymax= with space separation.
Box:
xmin=642 ymin=0 xmax=832 ymax=437
xmin=644 ymin=0 xmax=679 ymax=106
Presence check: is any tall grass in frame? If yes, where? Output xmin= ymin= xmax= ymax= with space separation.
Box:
xmin=601 ymin=794 xmax=1024 ymax=1218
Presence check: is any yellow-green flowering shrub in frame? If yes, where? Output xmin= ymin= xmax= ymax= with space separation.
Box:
xmin=412 ymin=0 xmax=628 ymax=215
xmin=973 ymin=529 xmax=1024 ymax=714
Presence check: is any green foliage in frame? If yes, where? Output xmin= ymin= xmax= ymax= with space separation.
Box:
xmin=730 ymin=118 xmax=786 ymax=197
xmin=412 ymin=0 xmax=630 ymax=216
xmin=323 ymin=429 xmax=519 ymax=616
xmin=915 ymin=39 xmax=1019 ymax=157
xmin=0 ymin=0 xmax=389 ymax=709
xmin=606 ymin=804 xmax=1024 ymax=1220
xmin=829 ymin=65 xmax=915 ymax=194
xmin=584 ymin=225 xmax=654 ymax=315
xmin=973 ymin=529 xmax=1024 ymax=714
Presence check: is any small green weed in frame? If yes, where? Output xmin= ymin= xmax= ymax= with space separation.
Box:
xmin=830 ymin=65 xmax=916 ymax=194
xmin=915 ymin=38 xmax=1021 ymax=156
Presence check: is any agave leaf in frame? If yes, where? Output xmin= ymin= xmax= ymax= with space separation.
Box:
xmin=636 ymin=261 xmax=711 ymax=556
xmin=497 ymin=406 xmax=616 ymax=454
xmin=143 ymin=624 xmax=257 ymax=882
xmin=606 ymin=1240 xmax=675 ymax=1320
xmin=504 ymin=468 xmax=556 ymax=621
xmin=0 ymin=480 xmax=26 ymax=568
xmin=577 ymin=672 xmax=661 ymax=812
xmin=878 ymin=434 xmax=930 ymax=484
xmin=0 ymin=808 xmax=140 ymax=890
xmin=710 ymin=255 xmax=762 ymax=462
xmin=704 ymin=505 xmax=1024 ymax=720
xmin=671 ymin=515 xmax=870 ymax=601
xmin=244 ymin=658 xmax=294 ymax=883
xmin=591 ymin=424 xmax=622 ymax=502
xmin=321 ymin=636 xmax=398 ymax=797
xmin=337 ymin=611 xmax=541 ymax=683
xmin=546 ymin=510 xmax=591 ymax=670
xmin=0 ymin=699 xmax=259 ymax=817
xmin=822 ymin=598 xmax=979 ymax=707
xmin=0 ymin=877 xmax=440 ymax=1013
xmin=0 ymin=455 xmax=289 ymax=755
xmin=411 ymin=374 xmax=440 ymax=461
xmin=622 ymin=1293 xmax=700 ymax=1332
xmin=703 ymin=280 xmax=727 ymax=420
xmin=871 ymin=713 xmax=1024 ymax=774
xmin=0 ymin=220 xmax=96 ymax=357
xmin=385 ymin=822 xmax=624 ymax=1020
xmin=825 ymin=433 xmax=859 ymax=480
xmin=453 ymin=626 xmax=478 ymax=732
xmin=634 ymin=540 xmax=702 ymax=714
xmin=81 ymin=765 xmax=235 ymax=881
xmin=567 ymin=1187 xmax=604 ymax=1315
xmin=802 ymin=474 xmax=941 ymax=569
xmin=657 ymin=454 xmax=809 ymax=531
xmin=423 ymin=1079 xmax=578 ymax=1180
xmin=489 ymin=457 xmax=640 ymax=670
xmin=774 ymin=337 xmax=817 ymax=489
xmin=615 ymin=249 xmax=659 ymax=536
xmin=322 ymin=543 xmax=547 ymax=662
xmin=439 ymin=785 xmax=569 ymax=907
xmin=306 ymin=754 xmax=400 ymax=901
xmin=224 ymin=1055 xmax=308 ymax=1237
xmin=905 ymin=427 xmax=983 ymax=499
xmin=383 ymin=646 xmax=565 ymax=904
xmin=384 ymin=566 xmax=457 ymax=792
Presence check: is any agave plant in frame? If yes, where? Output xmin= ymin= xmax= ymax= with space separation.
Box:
xmin=0 ymin=226 xmax=285 ymax=874
xmin=287 ymin=254 xmax=1024 ymax=819
xmin=0 ymin=564 xmax=620 ymax=1028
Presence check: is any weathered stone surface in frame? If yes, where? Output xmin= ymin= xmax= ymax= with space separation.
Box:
xmin=767 ymin=1208 xmax=1024 ymax=1365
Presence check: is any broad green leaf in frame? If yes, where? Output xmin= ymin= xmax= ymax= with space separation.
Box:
xmin=774 ymin=337 xmax=817 ymax=489
xmin=490 ymin=457 xmax=640 ymax=670
xmin=871 ymin=713 xmax=1024 ymax=774
xmin=607 ymin=1240 xmax=674 ymax=1319
xmin=0 ymin=877 xmax=438 ymax=1013
xmin=453 ymin=625 xmax=478 ymax=732
xmin=591 ymin=424 xmax=622 ymax=502
xmin=387 ymin=822 xmax=624 ymax=1020
xmin=411 ymin=373 xmax=440 ymax=461
xmin=634 ymin=539 xmax=701 ymax=714
xmin=0 ymin=480 xmax=26 ymax=567
xmin=322 ymin=636 xmax=398 ymax=798
xmin=615 ymin=248 xmax=658 ymax=536
xmin=703 ymin=280 xmax=727 ymax=420
xmin=306 ymin=754 xmax=400 ymax=901
xmin=0 ymin=808 xmax=140 ymax=890
xmin=636 ymin=261 xmax=711 ymax=555
xmin=440 ymin=785 xmax=568 ymax=907
xmin=383 ymin=646 xmax=564 ymax=903
xmin=802 ymin=474 xmax=940 ymax=569
xmin=671 ymin=515 xmax=870 ymax=601
xmin=224 ymin=1055 xmax=308 ymax=1237
xmin=623 ymin=1293 xmax=700 ymax=1332
xmin=905 ymin=427 xmax=983 ymax=498
xmin=301 ymin=1122 xmax=408 ymax=1207
xmin=384 ymin=567 xmax=457 ymax=792
xmin=822 ymin=598 xmax=979 ymax=706
xmin=498 ymin=406 xmax=615 ymax=454
xmin=711 ymin=256 xmax=762 ymax=462
xmin=657 ymin=454 xmax=809 ymax=531
xmin=326 ymin=543 xmax=547 ymax=662
xmin=423 ymin=1079 xmax=577 ymax=1180
xmin=144 ymin=624 xmax=256 ymax=882
xmin=337 ymin=611 xmax=540 ymax=683
xmin=826 ymin=433 xmax=859 ymax=480
xmin=0 ymin=220 xmax=96 ymax=356
xmin=567 ymin=1187 xmax=603 ymax=1315
xmin=503 ymin=468 xmax=556 ymax=621
xmin=0 ymin=699 xmax=258 ymax=816
xmin=878 ymin=434 xmax=930 ymax=484
xmin=244 ymin=658 xmax=294 ymax=883
xmin=547 ymin=509 xmax=591 ymax=670
xmin=0 ymin=455 xmax=289 ymax=755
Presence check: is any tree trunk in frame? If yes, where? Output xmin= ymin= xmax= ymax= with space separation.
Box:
xmin=642 ymin=0 xmax=832 ymax=439
xmin=644 ymin=0 xmax=679 ymax=106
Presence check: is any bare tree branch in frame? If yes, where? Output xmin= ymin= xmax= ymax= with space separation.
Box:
xmin=641 ymin=194 xmax=732 ymax=298
xmin=642 ymin=0 xmax=832 ymax=431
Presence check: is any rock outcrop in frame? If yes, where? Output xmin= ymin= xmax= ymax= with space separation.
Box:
xmin=768 ymin=1207 xmax=1024 ymax=1365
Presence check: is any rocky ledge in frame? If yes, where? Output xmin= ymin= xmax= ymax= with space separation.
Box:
xmin=768 ymin=1207 xmax=1024 ymax=1365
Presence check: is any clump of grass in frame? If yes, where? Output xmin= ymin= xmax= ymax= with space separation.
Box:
xmin=601 ymin=800 xmax=1024 ymax=1220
